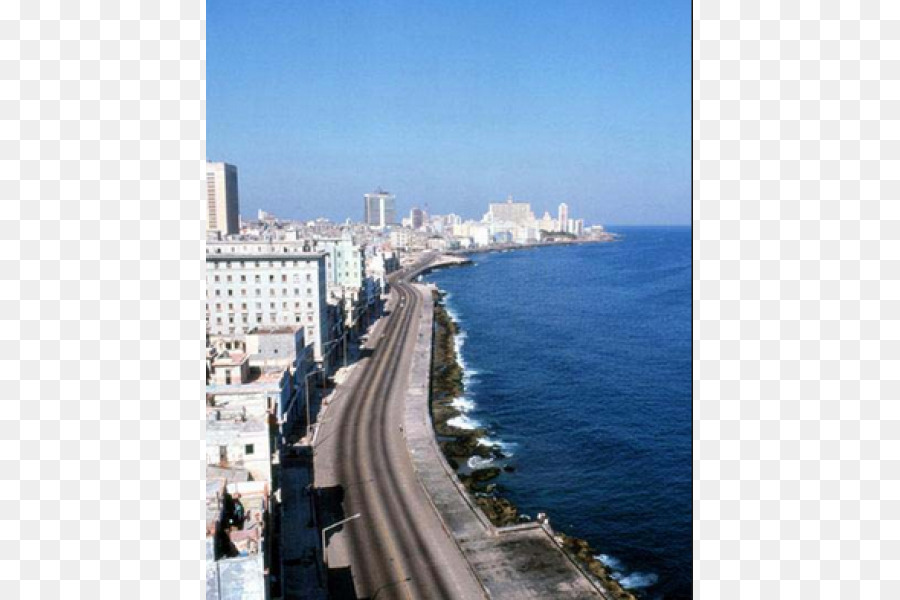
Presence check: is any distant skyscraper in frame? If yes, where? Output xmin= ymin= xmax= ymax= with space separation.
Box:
xmin=364 ymin=189 xmax=396 ymax=227
xmin=558 ymin=203 xmax=569 ymax=233
xmin=206 ymin=161 xmax=240 ymax=235
xmin=410 ymin=207 xmax=425 ymax=229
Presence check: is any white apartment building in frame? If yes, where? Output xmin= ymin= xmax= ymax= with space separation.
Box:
xmin=206 ymin=161 xmax=241 ymax=235
xmin=485 ymin=196 xmax=535 ymax=226
xmin=206 ymin=241 xmax=329 ymax=362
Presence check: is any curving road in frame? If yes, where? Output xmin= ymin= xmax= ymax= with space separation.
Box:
xmin=313 ymin=254 xmax=485 ymax=600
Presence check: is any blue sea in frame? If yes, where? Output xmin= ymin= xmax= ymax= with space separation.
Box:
xmin=425 ymin=227 xmax=692 ymax=600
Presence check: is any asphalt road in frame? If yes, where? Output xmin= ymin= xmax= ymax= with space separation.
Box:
xmin=313 ymin=254 xmax=485 ymax=600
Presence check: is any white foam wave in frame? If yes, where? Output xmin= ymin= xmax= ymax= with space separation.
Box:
xmin=618 ymin=572 xmax=659 ymax=589
xmin=447 ymin=415 xmax=481 ymax=430
xmin=452 ymin=397 xmax=475 ymax=412
xmin=467 ymin=456 xmax=494 ymax=470
xmin=478 ymin=437 xmax=517 ymax=456
xmin=595 ymin=554 xmax=624 ymax=571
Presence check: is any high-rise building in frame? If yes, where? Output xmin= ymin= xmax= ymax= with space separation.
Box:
xmin=206 ymin=161 xmax=240 ymax=235
xmin=558 ymin=203 xmax=569 ymax=233
xmin=486 ymin=196 xmax=535 ymax=226
xmin=410 ymin=207 xmax=425 ymax=230
xmin=364 ymin=189 xmax=396 ymax=227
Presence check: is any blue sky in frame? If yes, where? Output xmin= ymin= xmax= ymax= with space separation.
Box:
xmin=208 ymin=1 xmax=691 ymax=225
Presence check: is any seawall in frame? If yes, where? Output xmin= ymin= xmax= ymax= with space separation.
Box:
xmin=402 ymin=276 xmax=628 ymax=599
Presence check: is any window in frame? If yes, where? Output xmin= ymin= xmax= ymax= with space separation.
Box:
xmin=227 ymin=290 xmax=233 ymax=297
xmin=214 ymin=275 xmax=220 ymax=282
xmin=295 ymin=315 xmax=301 ymax=323
xmin=254 ymin=275 xmax=261 ymax=283
xmin=226 ymin=275 xmax=232 ymax=282
xmin=215 ymin=290 xmax=221 ymax=296
xmin=306 ymin=274 xmax=312 ymax=282
xmin=245 ymin=444 xmax=254 ymax=455
xmin=269 ymin=275 xmax=275 ymax=283
xmin=281 ymin=275 xmax=287 ymax=283
xmin=240 ymin=275 xmax=246 ymax=282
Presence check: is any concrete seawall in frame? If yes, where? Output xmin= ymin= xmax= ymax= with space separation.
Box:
xmin=402 ymin=267 xmax=615 ymax=599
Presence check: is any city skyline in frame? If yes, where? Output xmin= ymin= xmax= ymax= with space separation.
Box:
xmin=207 ymin=1 xmax=690 ymax=226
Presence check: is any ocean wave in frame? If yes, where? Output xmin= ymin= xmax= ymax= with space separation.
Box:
xmin=618 ymin=572 xmax=659 ymax=589
xmin=478 ymin=437 xmax=516 ymax=456
xmin=447 ymin=414 xmax=482 ymax=430
xmin=595 ymin=554 xmax=624 ymax=571
xmin=595 ymin=555 xmax=658 ymax=590
xmin=452 ymin=396 xmax=475 ymax=412
xmin=467 ymin=456 xmax=494 ymax=470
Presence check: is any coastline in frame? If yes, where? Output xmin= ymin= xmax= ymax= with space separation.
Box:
xmin=447 ymin=234 xmax=619 ymax=259
xmin=428 ymin=283 xmax=639 ymax=600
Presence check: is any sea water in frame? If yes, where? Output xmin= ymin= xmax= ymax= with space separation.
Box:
xmin=426 ymin=226 xmax=691 ymax=599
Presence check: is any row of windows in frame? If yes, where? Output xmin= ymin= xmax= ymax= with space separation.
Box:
xmin=212 ymin=273 xmax=313 ymax=284
xmin=213 ymin=314 xmax=316 ymax=325
xmin=208 ymin=260 xmax=319 ymax=268
xmin=208 ymin=288 xmax=315 ymax=298
xmin=209 ymin=301 xmax=315 ymax=311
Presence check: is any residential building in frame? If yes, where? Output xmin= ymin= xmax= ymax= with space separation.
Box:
xmin=206 ymin=241 xmax=329 ymax=362
xmin=206 ymin=161 xmax=240 ymax=235
xmin=485 ymin=196 xmax=535 ymax=226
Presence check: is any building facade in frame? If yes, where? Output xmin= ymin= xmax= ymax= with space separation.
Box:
xmin=558 ymin=203 xmax=569 ymax=233
xmin=486 ymin=196 xmax=535 ymax=226
xmin=363 ymin=189 xmax=397 ymax=228
xmin=206 ymin=162 xmax=241 ymax=236
xmin=206 ymin=241 xmax=329 ymax=362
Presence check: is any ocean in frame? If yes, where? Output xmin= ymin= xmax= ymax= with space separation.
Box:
xmin=424 ymin=226 xmax=692 ymax=600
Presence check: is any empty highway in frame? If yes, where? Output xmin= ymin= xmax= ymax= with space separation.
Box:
xmin=313 ymin=254 xmax=485 ymax=600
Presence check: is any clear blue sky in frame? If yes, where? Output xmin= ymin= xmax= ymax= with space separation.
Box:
xmin=208 ymin=0 xmax=690 ymax=226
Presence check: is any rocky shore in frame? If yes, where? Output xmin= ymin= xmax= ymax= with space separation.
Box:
xmin=429 ymin=291 xmax=638 ymax=600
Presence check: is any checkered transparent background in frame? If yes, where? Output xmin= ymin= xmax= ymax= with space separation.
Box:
xmin=0 ymin=1 xmax=206 ymax=598
xmin=0 ymin=0 xmax=895 ymax=598
xmin=695 ymin=1 xmax=898 ymax=598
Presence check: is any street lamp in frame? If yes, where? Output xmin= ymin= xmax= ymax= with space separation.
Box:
xmin=321 ymin=512 xmax=361 ymax=567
